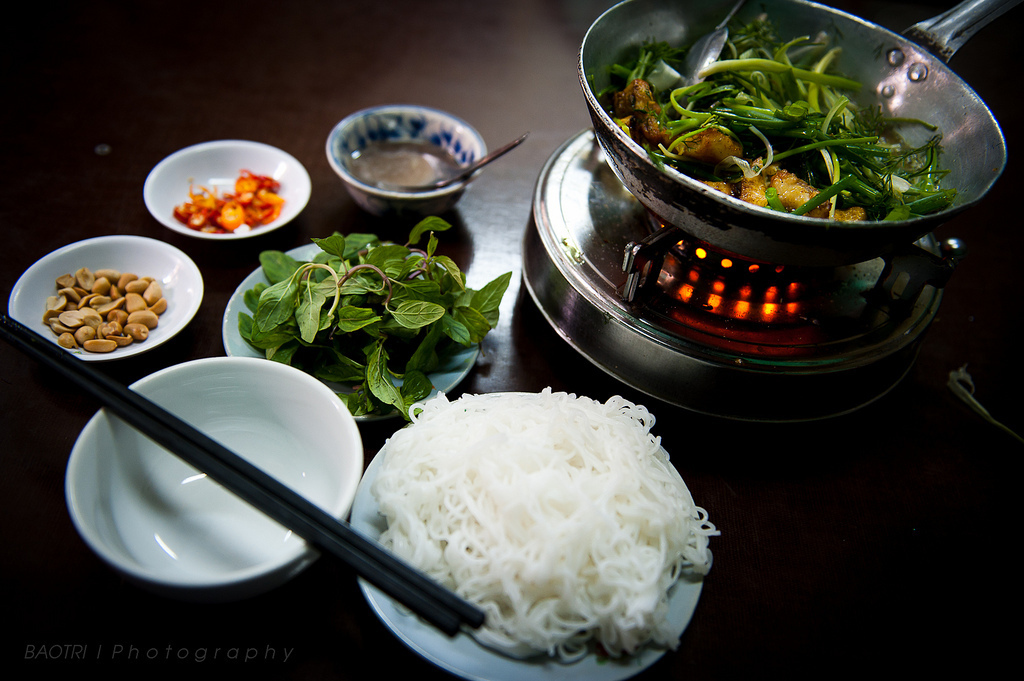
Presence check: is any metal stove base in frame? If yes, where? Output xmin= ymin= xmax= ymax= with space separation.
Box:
xmin=522 ymin=130 xmax=942 ymax=422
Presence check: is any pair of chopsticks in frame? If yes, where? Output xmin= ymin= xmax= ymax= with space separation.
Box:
xmin=0 ymin=313 xmax=484 ymax=636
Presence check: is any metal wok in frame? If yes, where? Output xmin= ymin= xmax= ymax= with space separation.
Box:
xmin=579 ymin=0 xmax=1014 ymax=267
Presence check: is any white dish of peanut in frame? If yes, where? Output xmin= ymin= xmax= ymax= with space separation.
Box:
xmin=8 ymin=235 xmax=204 ymax=361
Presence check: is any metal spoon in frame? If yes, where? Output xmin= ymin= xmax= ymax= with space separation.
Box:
xmin=381 ymin=132 xmax=529 ymax=191
xmin=680 ymin=0 xmax=747 ymax=86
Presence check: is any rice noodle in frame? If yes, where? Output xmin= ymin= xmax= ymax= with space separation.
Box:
xmin=371 ymin=389 xmax=718 ymax=661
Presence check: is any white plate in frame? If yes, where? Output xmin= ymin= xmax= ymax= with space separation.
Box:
xmin=222 ymin=243 xmax=480 ymax=420
xmin=143 ymin=140 xmax=311 ymax=240
xmin=350 ymin=447 xmax=704 ymax=681
xmin=8 ymin=235 xmax=204 ymax=361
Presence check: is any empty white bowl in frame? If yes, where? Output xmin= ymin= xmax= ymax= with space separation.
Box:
xmin=326 ymin=105 xmax=486 ymax=217
xmin=143 ymin=140 xmax=311 ymax=240
xmin=65 ymin=356 xmax=364 ymax=601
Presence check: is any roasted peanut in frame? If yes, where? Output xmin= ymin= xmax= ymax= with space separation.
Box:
xmin=124 ymin=279 xmax=150 ymax=294
xmin=98 ymin=321 xmax=123 ymax=338
xmin=78 ymin=307 xmax=103 ymax=329
xmin=74 ymin=267 xmax=95 ymax=291
xmin=58 ymin=310 xmax=87 ymax=328
xmin=106 ymin=309 xmax=129 ymax=325
xmin=57 ymin=287 xmax=81 ymax=304
xmin=83 ymin=338 xmax=117 ymax=353
xmin=48 ymin=266 xmax=167 ymax=352
xmin=127 ymin=310 xmax=159 ymax=329
xmin=91 ymin=277 xmax=112 ymax=295
xmin=48 ymin=318 xmax=75 ymax=335
xmin=143 ymin=281 xmax=162 ymax=306
xmin=117 ymin=272 xmax=137 ymax=290
xmin=43 ymin=295 xmax=67 ymax=324
xmin=76 ymin=292 xmax=99 ymax=309
xmin=74 ymin=325 xmax=97 ymax=344
xmin=148 ymin=297 xmax=167 ymax=315
xmin=124 ymin=323 xmax=149 ymax=341
xmin=125 ymin=292 xmax=148 ymax=313
xmin=93 ymin=297 xmax=125 ymax=316
xmin=94 ymin=268 xmax=121 ymax=283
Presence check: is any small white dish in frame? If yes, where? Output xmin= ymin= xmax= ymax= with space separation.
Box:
xmin=326 ymin=105 xmax=486 ymax=217
xmin=8 ymin=235 xmax=203 ymax=361
xmin=65 ymin=356 xmax=364 ymax=602
xmin=221 ymin=242 xmax=480 ymax=421
xmin=143 ymin=140 xmax=311 ymax=240
xmin=351 ymin=446 xmax=704 ymax=680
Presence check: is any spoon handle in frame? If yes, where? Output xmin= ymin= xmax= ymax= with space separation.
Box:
xmin=442 ymin=132 xmax=530 ymax=188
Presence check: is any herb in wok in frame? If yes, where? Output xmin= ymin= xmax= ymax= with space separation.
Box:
xmin=237 ymin=217 xmax=512 ymax=419
xmin=598 ymin=17 xmax=955 ymax=221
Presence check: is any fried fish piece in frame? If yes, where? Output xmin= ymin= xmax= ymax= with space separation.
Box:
xmin=832 ymin=206 xmax=867 ymax=221
xmin=614 ymin=79 xmax=673 ymax=147
xmin=613 ymin=78 xmax=661 ymax=118
xmin=673 ymin=128 xmax=743 ymax=166
xmin=704 ymin=166 xmax=866 ymax=221
xmin=737 ymin=172 xmax=768 ymax=207
xmin=768 ymin=168 xmax=831 ymax=218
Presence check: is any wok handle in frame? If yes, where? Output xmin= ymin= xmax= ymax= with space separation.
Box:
xmin=903 ymin=0 xmax=1022 ymax=63
xmin=621 ymin=224 xmax=684 ymax=303
xmin=877 ymin=239 xmax=965 ymax=309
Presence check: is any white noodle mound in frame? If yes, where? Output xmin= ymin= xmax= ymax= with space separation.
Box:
xmin=371 ymin=389 xmax=718 ymax=662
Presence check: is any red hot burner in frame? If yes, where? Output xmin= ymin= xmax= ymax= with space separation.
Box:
xmin=524 ymin=131 xmax=963 ymax=421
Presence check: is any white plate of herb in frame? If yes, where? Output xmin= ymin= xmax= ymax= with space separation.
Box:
xmin=221 ymin=217 xmax=510 ymax=421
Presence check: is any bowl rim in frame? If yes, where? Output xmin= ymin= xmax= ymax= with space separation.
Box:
xmin=64 ymin=356 xmax=364 ymax=592
xmin=325 ymin=104 xmax=487 ymax=199
xmin=143 ymin=139 xmax=312 ymax=241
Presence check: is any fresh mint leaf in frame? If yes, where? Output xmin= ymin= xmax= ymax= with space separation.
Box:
xmin=364 ymin=244 xmax=411 ymax=273
xmin=260 ymin=251 xmax=302 ymax=284
xmin=335 ymin=306 xmax=381 ymax=333
xmin=406 ymin=322 xmax=443 ymax=373
xmin=254 ymin=278 xmax=299 ymax=332
xmin=470 ymin=271 xmax=512 ymax=326
xmin=454 ymin=305 xmax=492 ymax=343
xmin=311 ymin=234 xmax=350 ymax=259
xmin=296 ymin=281 xmax=328 ymax=343
xmin=366 ymin=339 xmax=404 ymax=414
xmin=315 ymin=350 xmax=364 ymax=382
xmin=400 ymin=369 xmax=434 ymax=404
xmin=343 ymin=233 xmax=380 ymax=258
xmin=440 ymin=313 xmax=472 ymax=346
xmin=243 ymin=282 xmax=266 ymax=313
xmin=391 ymin=300 xmax=446 ymax=330
xmin=409 ymin=216 xmax=451 ymax=245
xmin=432 ymin=255 xmax=466 ymax=290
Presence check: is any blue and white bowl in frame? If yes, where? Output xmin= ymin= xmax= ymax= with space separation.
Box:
xmin=326 ymin=105 xmax=487 ymax=217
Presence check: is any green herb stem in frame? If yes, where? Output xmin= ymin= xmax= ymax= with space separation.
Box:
xmin=699 ymin=58 xmax=862 ymax=92
xmin=771 ymin=136 xmax=880 ymax=163
xmin=792 ymin=175 xmax=856 ymax=215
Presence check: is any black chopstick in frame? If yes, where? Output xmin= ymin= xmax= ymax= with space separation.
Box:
xmin=0 ymin=313 xmax=484 ymax=636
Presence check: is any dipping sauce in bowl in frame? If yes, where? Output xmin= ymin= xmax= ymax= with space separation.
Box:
xmin=350 ymin=140 xmax=462 ymax=189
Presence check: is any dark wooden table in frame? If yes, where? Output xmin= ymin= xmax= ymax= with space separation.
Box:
xmin=3 ymin=1 xmax=1019 ymax=679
